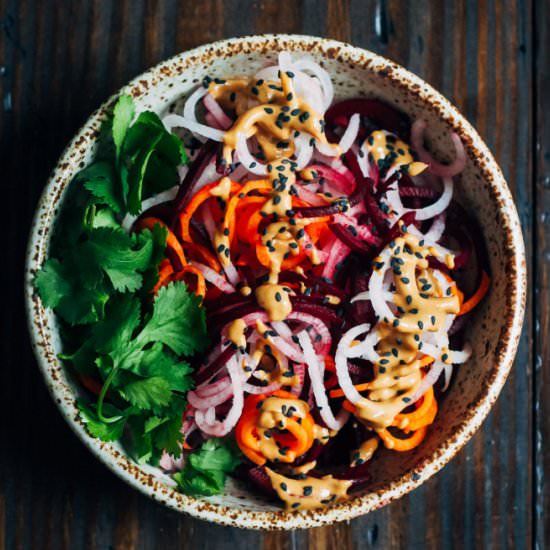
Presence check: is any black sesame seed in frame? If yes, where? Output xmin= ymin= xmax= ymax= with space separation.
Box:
xmin=275 ymin=292 xmax=282 ymax=302
xmin=303 ymin=486 xmax=313 ymax=496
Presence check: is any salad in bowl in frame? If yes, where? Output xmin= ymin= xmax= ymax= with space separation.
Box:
xmin=27 ymin=36 xmax=524 ymax=528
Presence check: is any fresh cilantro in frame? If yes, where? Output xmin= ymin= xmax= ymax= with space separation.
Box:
xmin=35 ymin=258 xmax=110 ymax=325
xmin=34 ymin=259 xmax=72 ymax=309
xmin=122 ymin=111 xmax=188 ymax=214
xmin=78 ymin=401 xmax=126 ymax=442
xmin=70 ymin=282 xmax=206 ymax=463
xmin=119 ymin=376 xmax=173 ymax=411
xmin=136 ymin=282 xmax=208 ymax=356
xmin=79 ymin=227 xmax=158 ymax=292
xmin=35 ymin=226 xmax=165 ymax=325
xmin=173 ymin=439 xmax=241 ymax=496
xmin=80 ymin=161 xmax=124 ymax=214
xmin=33 ymin=94 xmax=199 ymax=470
xmin=112 ymin=94 xmax=135 ymax=159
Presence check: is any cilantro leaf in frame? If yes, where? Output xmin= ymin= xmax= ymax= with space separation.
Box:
xmin=173 ymin=439 xmax=240 ymax=496
xmin=126 ymin=132 xmax=163 ymax=215
xmin=78 ymin=401 xmax=126 ymax=441
xmin=35 ymin=258 xmax=110 ymax=325
xmin=91 ymin=208 xmax=120 ymax=229
xmin=121 ymin=111 xmax=187 ymax=214
xmin=136 ymin=282 xmax=208 ymax=356
xmin=33 ymin=93 xmax=196 ymax=467
xmin=90 ymin=293 xmax=141 ymax=354
xmin=189 ymin=438 xmax=241 ymax=473
xmin=119 ymin=376 xmax=172 ymax=411
xmin=174 ymin=468 xmax=226 ymax=497
xmin=55 ymin=286 xmax=110 ymax=325
xmin=150 ymin=414 xmax=185 ymax=456
xmin=112 ymin=95 xmax=135 ymax=159
xmin=132 ymin=343 xmax=194 ymax=393
xmin=80 ymin=161 xmax=124 ymax=214
xmin=80 ymin=227 xmax=155 ymax=292
xmin=34 ymin=258 xmax=71 ymax=308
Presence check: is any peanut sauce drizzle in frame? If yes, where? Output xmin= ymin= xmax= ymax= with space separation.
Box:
xmin=265 ymin=467 xmax=352 ymax=511
xmin=353 ymin=233 xmax=459 ymax=430
xmin=199 ymin=69 xmax=459 ymax=508
xmin=209 ymin=71 xmax=338 ymax=322
xmin=364 ymin=130 xmax=428 ymax=177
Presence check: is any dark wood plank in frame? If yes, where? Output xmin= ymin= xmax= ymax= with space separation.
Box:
xmin=350 ymin=1 xmax=534 ymax=549
xmin=534 ymin=1 xmax=549 ymax=549
xmin=0 ymin=1 xmax=536 ymax=549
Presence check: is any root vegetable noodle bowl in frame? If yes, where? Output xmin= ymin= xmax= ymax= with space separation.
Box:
xmin=35 ymin=52 xmax=490 ymax=511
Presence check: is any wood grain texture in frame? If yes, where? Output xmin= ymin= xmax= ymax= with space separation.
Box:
xmin=0 ymin=1 xmax=540 ymax=549
xmin=534 ymin=1 xmax=549 ymax=549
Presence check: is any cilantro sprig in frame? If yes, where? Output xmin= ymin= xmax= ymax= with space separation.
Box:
xmin=173 ymin=439 xmax=241 ymax=496
xmin=33 ymin=96 xmax=216 ymax=470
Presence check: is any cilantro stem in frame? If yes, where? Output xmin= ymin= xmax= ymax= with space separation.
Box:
xmin=97 ymin=366 xmax=124 ymax=423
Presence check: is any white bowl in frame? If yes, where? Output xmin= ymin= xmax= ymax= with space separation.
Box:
xmin=25 ymin=34 xmax=526 ymax=529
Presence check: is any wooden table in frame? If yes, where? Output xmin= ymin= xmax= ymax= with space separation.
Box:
xmin=1 ymin=1 xmax=546 ymax=548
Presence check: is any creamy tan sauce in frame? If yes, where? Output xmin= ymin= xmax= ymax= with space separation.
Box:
xmin=351 ymin=437 xmax=379 ymax=466
xmin=291 ymin=461 xmax=317 ymax=475
xmin=266 ymin=468 xmax=352 ymax=510
xmin=313 ymin=424 xmax=331 ymax=444
xmin=227 ymin=318 xmax=247 ymax=349
xmin=255 ymin=396 xmax=309 ymax=463
xmin=206 ymin=69 xmax=452 ymax=506
xmin=255 ymin=283 xmax=292 ymax=322
xmin=240 ymin=285 xmax=252 ymax=296
xmin=209 ymin=176 xmax=232 ymax=199
xmin=247 ymin=328 xmax=300 ymax=388
xmin=365 ymin=130 xmax=427 ymax=177
xmin=353 ymin=233 xmax=459 ymax=429
xmin=212 ymin=71 xmax=339 ymax=321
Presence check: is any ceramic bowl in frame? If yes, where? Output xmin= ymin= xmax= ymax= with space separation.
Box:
xmin=25 ymin=34 xmax=526 ymax=529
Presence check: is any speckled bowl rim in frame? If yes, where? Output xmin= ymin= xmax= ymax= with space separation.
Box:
xmin=25 ymin=34 xmax=526 ymax=530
